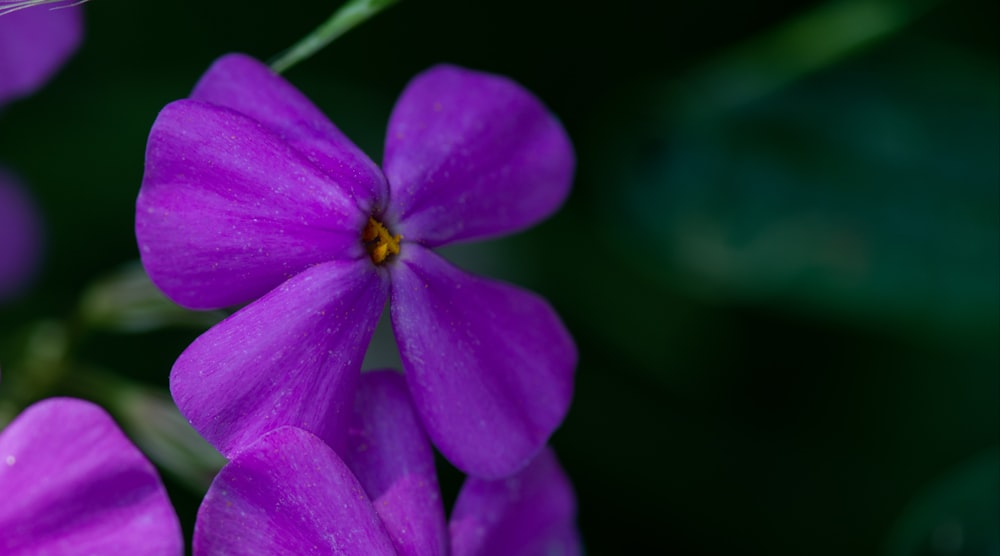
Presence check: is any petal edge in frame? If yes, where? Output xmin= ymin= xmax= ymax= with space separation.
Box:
xmin=191 ymin=53 xmax=388 ymax=214
xmin=390 ymin=246 xmax=576 ymax=478
xmin=170 ymin=260 xmax=387 ymax=458
xmin=195 ymin=427 xmax=396 ymax=555
xmin=384 ymin=64 xmax=574 ymax=246
xmin=0 ymin=398 xmax=183 ymax=556
xmin=137 ymin=99 xmax=366 ymax=309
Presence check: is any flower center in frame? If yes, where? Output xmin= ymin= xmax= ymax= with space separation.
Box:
xmin=362 ymin=217 xmax=402 ymax=265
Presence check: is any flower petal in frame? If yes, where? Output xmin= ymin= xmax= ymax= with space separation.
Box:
xmin=0 ymin=4 xmax=82 ymax=107
xmin=345 ymin=370 xmax=448 ymax=556
xmin=194 ymin=427 xmax=396 ymax=555
xmin=389 ymin=245 xmax=576 ymax=478
xmin=137 ymin=99 xmax=366 ymax=310
xmin=170 ymin=259 xmax=387 ymax=458
xmin=0 ymin=398 xmax=182 ymax=556
xmin=383 ymin=64 xmax=574 ymax=246
xmin=0 ymin=167 xmax=43 ymax=301
xmin=190 ymin=53 xmax=388 ymax=214
xmin=450 ymin=448 xmax=581 ymax=556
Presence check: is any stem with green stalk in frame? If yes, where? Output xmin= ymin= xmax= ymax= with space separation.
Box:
xmin=270 ymin=0 xmax=400 ymax=74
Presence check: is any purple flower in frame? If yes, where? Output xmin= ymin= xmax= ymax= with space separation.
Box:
xmin=137 ymin=54 xmax=576 ymax=478
xmin=0 ymin=397 xmax=183 ymax=555
xmin=0 ymin=1 xmax=83 ymax=107
xmin=195 ymin=370 xmax=581 ymax=555
xmin=0 ymin=167 xmax=43 ymax=301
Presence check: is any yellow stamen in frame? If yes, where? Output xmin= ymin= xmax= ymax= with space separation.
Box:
xmin=362 ymin=217 xmax=402 ymax=265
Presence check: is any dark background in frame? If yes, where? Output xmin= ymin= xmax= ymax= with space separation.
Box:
xmin=1 ymin=0 xmax=997 ymax=554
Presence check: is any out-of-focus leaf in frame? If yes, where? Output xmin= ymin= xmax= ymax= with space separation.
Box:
xmin=885 ymin=448 xmax=999 ymax=556
xmin=115 ymin=385 xmax=227 ymax=492
xmin=78 ymin=262 xmax=224 ymax=333
xmin=0 ymin=320 xmax=69 ymax=416
xmin=601 ymin=40 xmax=999 ymax=337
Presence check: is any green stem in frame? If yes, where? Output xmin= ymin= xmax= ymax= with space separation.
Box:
xmin=270 ymin=0 xmax=400 ymax=74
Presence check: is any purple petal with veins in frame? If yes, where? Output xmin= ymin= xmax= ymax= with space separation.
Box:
xmin=0 ymin=398 xmax=182 ymax=555
xmin=138 ymin=99 xmax=367 ymax=310
xmin=384 ymin=64 xmax=574 ymax=247
xmin=450 ymin=448 xmax=582 ymax=556
xmin=344 ymin=370 xmax=448 ymax=555
xmin=170 ymin=260 xmax=387 ymax=458
xmin=190 ymin=53 xmax=388 ymax=214
xmin=390 ymin=245 xmax=576 ymax=479
xmin=195 ymin=426 xmax=396 ymax=555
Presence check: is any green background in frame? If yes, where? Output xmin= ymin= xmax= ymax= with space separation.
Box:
xmin=1 ymin=0 xmax=997 ymax=554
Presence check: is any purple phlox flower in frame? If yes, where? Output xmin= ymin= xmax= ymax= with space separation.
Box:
xmin=137 ymin=53 xmax=576 ymax=479
xmin=0 ymin=397 xmax=183 ymax=555
xmin=195 ymin=370 xmax=581 ymax=555
xmin=0 ymin=167 xmax=43 ymax=301
xmin=0 ymin=0 xmax=82 ymax=107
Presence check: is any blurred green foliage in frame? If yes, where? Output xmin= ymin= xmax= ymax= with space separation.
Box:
xmin=0 ymin=0 xmax=997 ymax=554
xmin=608 ymin=38 xmax=998 ymax=341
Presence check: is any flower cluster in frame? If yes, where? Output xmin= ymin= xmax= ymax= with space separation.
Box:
xmin=133 ymin=52 xmax=581 ymax=551
xmin=1 ymin=381 xmax=579 ymax=555
xmin=2 ymin=4 xmax=582 ymax=548
xmin=196 ymin=371 xmax=580 ymax=555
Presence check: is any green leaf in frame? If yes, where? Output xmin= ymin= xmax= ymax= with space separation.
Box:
xmin=602 ymin=40 xmax=999 ymax=337
xmin=885 ymin=449 xmax=999 ymax=556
